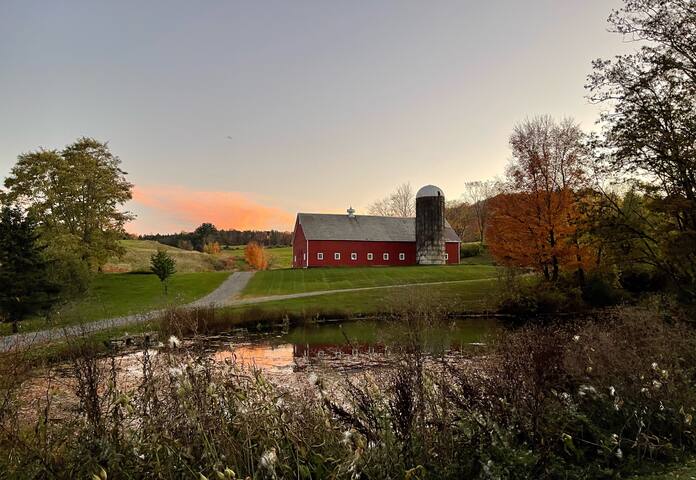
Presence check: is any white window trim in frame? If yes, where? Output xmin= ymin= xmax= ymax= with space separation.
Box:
xmin=445 ymin=253 xmax=449 ymax=260
xmin=317 ymin=252 xmax=324 ymax=260
xmin=383 ymin=253 xmax=389 ymax=261
xmin=334 ymin=252 xmax=341 ymax=260
xmin=303 ymin=252 xmax=306 ymax=260
xmin=367 ymin=253 xmax=373 ymax=261
xmin=351 ymin=252 xmax=357 ymax=260
xmin=399 ymin=253 xmax=405 ymax=261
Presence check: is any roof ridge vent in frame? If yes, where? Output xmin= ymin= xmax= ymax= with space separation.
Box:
xmin=347 ymin=206 xmax=356 ymax=218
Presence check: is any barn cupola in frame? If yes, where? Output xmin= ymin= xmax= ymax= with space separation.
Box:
xmin=347 ymin=206 xmax=356 ymax=218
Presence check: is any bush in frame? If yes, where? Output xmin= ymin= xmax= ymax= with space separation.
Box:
xmin=460 ymin=242 xmax=482 ymax=258
xmin=582 ymin=272 xmax=627 ymax=307
xmin=498 ymin=279 xmax=585 ymax=316
xmin=619 ymin=266 xmax=669 ymax=294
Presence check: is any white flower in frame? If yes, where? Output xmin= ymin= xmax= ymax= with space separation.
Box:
xmin=652 ymin=380 xmax=662 ymax=389
xmin=275 ymin=397 xmax=285 ymax=408
xmin=659 ymin=401 xmax=665 ymax=411
xmin=259 ymin=448 xmax=277 ymax=470
xmin=578 ymin=385 xmax=596 ymax=396
xmin=615 ymin=448 xmax=623 ymax=460
xmin=168 ymin=335 xmax=181 ymax=348
xmin=651 ymin=362 xmax=658 ymax=370
xmin=609 ymin=386 xmax=616 ymax=397
xmin=661 ymin=369 xmax=669 ymax=378
xmin=168 ymin=367 xmax=183 ymax=377
xmin=610 ymin=433 xmax=619 ymax=445
xmin=341 ymin=429 xmax=353 ymax=445
xmin=307 ymin=373 xmax=319 ymax=386
xmin=572 ymin=335 xmax=580 ymax=342
xmin=641 ymin=387 xmax=649 ymax=394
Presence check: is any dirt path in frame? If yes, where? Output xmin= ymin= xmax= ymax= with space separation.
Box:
xmin=0 ymin=273 xmax=494 ymax=352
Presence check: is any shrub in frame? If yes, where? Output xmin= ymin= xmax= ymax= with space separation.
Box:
xmin=460 ymin=242 xmax=482 ymax=258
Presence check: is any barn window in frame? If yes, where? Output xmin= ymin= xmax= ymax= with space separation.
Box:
xmin=317 ymin=252 xmax=324 ymax=260
xmin=445 ymin=253 xmax=449 ymax=260
xmin=367 ymin=253 xmax=373 ymax=261
xmin=399 ymin=253 xmax=405 ymax=261
xmin=303 ymin=253 xmax=306 ymax=261
xmin=351 ymin=252 xmax=357 ymax=260
xmin=334 ymin=252 xmax=341 ymax=260
xmin=383 ymin=253 xmax=389 ymax=261
xmin=294 ymin=255 xmax=296 ymax=263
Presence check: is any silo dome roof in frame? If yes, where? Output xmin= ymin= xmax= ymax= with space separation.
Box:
xmin=416 ymin=184 xmax=445 ymax=199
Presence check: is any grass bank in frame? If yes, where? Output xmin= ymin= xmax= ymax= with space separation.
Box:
xmin=0 ymin=271 xmax=230 ymax=336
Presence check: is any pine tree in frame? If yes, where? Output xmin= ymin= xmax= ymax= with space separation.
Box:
xmin=0 ymin=206 xmax=59 ymax=333
xmin=150 ymin=249 xmax=176 ymax=294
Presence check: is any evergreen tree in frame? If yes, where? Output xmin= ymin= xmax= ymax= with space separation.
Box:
xmin=0 ymin=206 xmax=59 ymax=333
xmin=150 ymin=249 xmax=176 ymax=294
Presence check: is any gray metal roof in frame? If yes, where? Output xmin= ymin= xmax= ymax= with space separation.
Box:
xmin=297 ymin=213 xmax=461 ymax=242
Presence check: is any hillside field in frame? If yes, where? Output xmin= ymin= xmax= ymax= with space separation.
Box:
xmin=103 ymin=240 xmax=293 ymax=272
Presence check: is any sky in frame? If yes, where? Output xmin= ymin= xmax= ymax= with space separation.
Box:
xmin=0 ymin=0 xmax=629 ymax=234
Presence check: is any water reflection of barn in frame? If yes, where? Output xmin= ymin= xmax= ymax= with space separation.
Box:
xmin=292 ymin=343 xmax=386 ymax=358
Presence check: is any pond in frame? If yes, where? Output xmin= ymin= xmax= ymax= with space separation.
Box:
xmin=200 ymin=317 xmax=500 ymax=375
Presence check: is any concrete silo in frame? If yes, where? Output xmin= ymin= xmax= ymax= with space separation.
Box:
xmin=415 ymin=184 xmax=446 ymax=265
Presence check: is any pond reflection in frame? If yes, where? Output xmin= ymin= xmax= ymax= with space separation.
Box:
xmin=208 ymin=318 xmax=497 ymax=373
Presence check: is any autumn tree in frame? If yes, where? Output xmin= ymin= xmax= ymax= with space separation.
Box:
xmin=245 ymin=241 xmax=268 ymax=270
xmin=203 ymin=241 xmax=221 ymax=254
xmin=0 ymin=206 xmax=59 ymax=333
xmin=2 ymin=138 xmax=134 ymax=272
xmin=587 ymin=0 xmax=696 ymax=300
xmin=368 ymin=183 xmax=415 ymax=217
xmin=487 ymin=116 xmax=590 ymax=282
xmin=150 ymin=249 xmax=176 ymax=294
xmin=462 ymin=180 xmax=498 ymax=244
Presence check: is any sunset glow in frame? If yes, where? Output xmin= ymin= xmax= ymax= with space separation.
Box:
xmin=127 ymin=185 xmax=294 ymax=234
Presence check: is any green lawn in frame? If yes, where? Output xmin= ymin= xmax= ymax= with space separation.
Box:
xmin=219 ymin=245 xmax=292 ymax=270
xmin=1 ymin=271 xmax=230 ymax=336
xmin=226 ymin=277 xmax=499 ymax=318
xmin=242 ymin=264 xmax=499 ymax=297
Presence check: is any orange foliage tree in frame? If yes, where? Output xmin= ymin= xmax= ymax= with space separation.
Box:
xmin=244 ymin=241 xmax=268 ymax=270
xmin=486 ymin=116 xmax=592 ymax=282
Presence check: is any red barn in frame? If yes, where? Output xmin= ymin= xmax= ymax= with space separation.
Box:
xmin=292 ymin=185 xmax=462 ymax=268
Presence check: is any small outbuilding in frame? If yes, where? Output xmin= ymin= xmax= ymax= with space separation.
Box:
xmin=292 ymin=185 xmax=461 ymax=268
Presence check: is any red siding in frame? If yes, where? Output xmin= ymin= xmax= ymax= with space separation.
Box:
xmin=291 ymin=218 xmax=307 ymax=268
xmin=308 ymin=240 xmax=417 ymax=267
xmin=305 ymin=240 xmax=461 ymax=267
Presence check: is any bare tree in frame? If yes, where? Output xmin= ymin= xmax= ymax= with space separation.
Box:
xmin=368 ymin=183 xmax=415 ymax=217
xmin=461 ymin=180 xmax=498 ymax=244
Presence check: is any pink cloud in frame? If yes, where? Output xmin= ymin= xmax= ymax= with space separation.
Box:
xmin=127 ymin=185 xmax=294 ymax=234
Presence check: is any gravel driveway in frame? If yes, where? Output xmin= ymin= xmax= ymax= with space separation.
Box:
xmin=0 ymin=271 xmax=255 ymax=353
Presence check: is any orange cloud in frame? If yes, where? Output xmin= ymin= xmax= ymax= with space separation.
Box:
xmin=127 ymin=185 xmax=294 ymax=234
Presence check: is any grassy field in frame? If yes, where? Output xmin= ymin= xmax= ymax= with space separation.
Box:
xmin=225 ymin=277 xmax=499 ymax=318
xmin=1 ymin=271 xmax=230 ymax=336
xmin=103 ymin=240 xmax=223 ymax=273
xmin=217 ymin=245 xmax=292 ymax=270
xmin=242 ymin=264 xmax=499 ymax=297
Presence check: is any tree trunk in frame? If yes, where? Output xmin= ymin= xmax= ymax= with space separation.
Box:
xmin=11 ymin=319 xmax=18 ymax=334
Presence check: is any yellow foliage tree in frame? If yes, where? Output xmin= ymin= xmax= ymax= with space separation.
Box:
xmin=245 ymin=242 xmax=268 ymax=270
xmin=203 ymin=242 xmax=221 ymax=254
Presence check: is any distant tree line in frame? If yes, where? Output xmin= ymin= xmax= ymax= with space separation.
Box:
xmin=140 ymin=223 xmax=292 ymax=252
